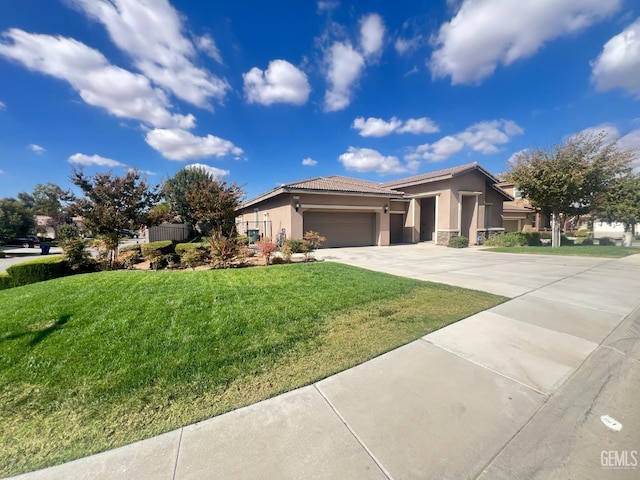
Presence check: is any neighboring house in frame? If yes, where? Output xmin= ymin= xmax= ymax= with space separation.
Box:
xmin=496 ymin=181 xmax=549 ymax=232
xmin=35 ymin=215 xmax=85 ymax=239
xmin=236 ymin=162 xmax=510 ymax=247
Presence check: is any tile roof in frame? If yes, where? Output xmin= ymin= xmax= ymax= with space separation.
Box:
xmin=284 ymin=175 xmax=402 ymax=195
xmin=382 ymin=162 xmax=496 ymax=189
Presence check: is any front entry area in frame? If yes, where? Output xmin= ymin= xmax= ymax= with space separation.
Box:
xmin=303 ymin=211 xmax=375 ymax=248
xmin=419 ymin=197 xmax=436 ymax=242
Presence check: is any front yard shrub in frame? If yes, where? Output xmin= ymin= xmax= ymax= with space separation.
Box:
xmin=141 ymin=240 xmax=174 ymax=259
xmin=6 ymin=256 xmax=69 ymax=287
xmin=303 ymin=230 xmax=326 ymax=260
xmin=257 ymin=238 xmax=277 ymax=265
xmin=598 ymin=237 xmax=616 ymax=246
xmin=61 ymin=238 xmax=95 ymax=272
xmin=118 ymin=249 xmax=143 ymax=268
xmin=179 ymin=247 xmax=209 ymax=269
xmin=236 ymin=235 xmax=249 ymax=247
xmin=579 ymin=238 xmax=594 ymax=245
xmin=281 ymin=238 xmax=310 ymax=261
xmin=208 ymin=232 xmax=238 ymax=268
xmin=448 ymin=235 xmax=469 ymax=248
xmin=119 ymin=243 xmax=142 ymax=254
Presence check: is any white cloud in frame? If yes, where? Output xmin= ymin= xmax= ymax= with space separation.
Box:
xmin=591 ymin=18 xmax=640 ymax=98
xmin=302 ymin=157 xmax=318 ymax=166
xmin=323 ymin=41 xmax=365 ymax=112
xmin=0 ymin=169 xmax=4 ymax=174
xmin=145 ymin=128 xmax=243 ymax=161
xmin=430 ymin=0 xmax=621 ymax=84
xmin=28 ymin=144 xmax=45 ymax=154
xmin=0 ymin=100 xmax=5 ymax=110
xmin=195 ymin=34 xmax=223 ymax=64
xmin=577 ymin=123 xmax=640 ymax=170
xmin=0 ymin=29 xmax=194 ymax=129
xmin=407 ymin=119 xmax=523 ymax=162
xmin=69 ymin=0 xmax=229 ymax=108
xmin=414 ymin=136 xmax=465 ymax=162
xmin=360 ymin=13 xmax=385 ymax=60
xmin=457 ymin=120 xmax=523 ymax=154
xmin=339 ymin=146 xmax=406 ymax=174
xmin=243 ymin=60 xmax=311 ymax=106
xmin=68 ymin=153 xmax=125 ymax=167
xmin=185 ymin=163 xmax=229 ymax=178
xmin=395 ymin=36 xmax=422 ymax=55
xmin=352 ymin=116 xmax=439 ymax=137
xmin=397 ymin=117 xmax=440 ymax=134
xmin=317 ymin=1 xmax=339 ymax=14
xmin=352 ymin=117 xmax=402 ymax=137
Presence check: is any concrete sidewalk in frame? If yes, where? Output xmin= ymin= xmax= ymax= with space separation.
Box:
xmin=8 ymin=247 xmax=640 ymax=479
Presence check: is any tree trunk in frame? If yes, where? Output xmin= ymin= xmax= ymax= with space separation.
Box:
xmin=551 ymin=211 xmax=561 ymax=248
xmin=623 ymin=224 xmax=633 ymax=247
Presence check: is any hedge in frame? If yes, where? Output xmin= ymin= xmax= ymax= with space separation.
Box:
xmin=141 ymin=240 xmax=174 ymax=258
xmin=485 ymin=231 xmax=541 ymax=247
xmin=175 ymin=242 xmax=208 ymax=255
xmin=0 ymin=272 xmax=11 ymax=290
xmin=5 ymin=255 xmax=69 ymax=288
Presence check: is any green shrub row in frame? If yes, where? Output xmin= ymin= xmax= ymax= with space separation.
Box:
xmin=175 ymin=242 xmax=208 ymax=255
xmin=485 ymin=231 xmax=541 ymax=247
xmin=447 ymin=236 xmax=469 ymax=248
xmin=2 ymin=256 xmax=69 ymax=289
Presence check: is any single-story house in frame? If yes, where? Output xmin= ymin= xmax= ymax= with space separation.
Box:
xmin=236 ymin=162 xmax=511 ymax=247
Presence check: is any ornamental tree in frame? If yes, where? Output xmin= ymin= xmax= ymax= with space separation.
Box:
xmin=593 ymin=173 xmax=640 ymax=245
xmin=164 ymin=167 xmax=244 ymax=237
xmin=0 ymin=198 xmax=35 ymax=238
xmin=506 ymin=132 xmax=633 ymax=247
xmin=69 ymin=167 xmax=160 ymax=266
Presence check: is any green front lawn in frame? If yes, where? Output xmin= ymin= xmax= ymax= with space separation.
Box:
xmin=0 ymin=263 xmax=504 ymax=476
xmin=484 ymin=245 xmax=639 ymax=258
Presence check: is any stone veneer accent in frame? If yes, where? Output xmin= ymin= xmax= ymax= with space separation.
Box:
xmin=437 ymin=230 xmax=459 ymax=245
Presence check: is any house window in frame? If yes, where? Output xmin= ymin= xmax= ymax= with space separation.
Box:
xmin=514 ymin=186 xmax=522 ymax=199
xmin=532 ymin=215 xmax=537 ymax=228
xmin=485 ymin=203 xmax=493 ymax=228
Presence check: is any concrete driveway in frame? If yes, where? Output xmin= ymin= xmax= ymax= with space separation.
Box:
xmin=316 ymin=243 xmax=617 ymax=297
xmin=8 ymin=244 xmax=640 ymax=479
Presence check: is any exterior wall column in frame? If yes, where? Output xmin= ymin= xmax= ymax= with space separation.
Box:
xmin=408 ymin=198 xmax=420 ymax=243
xmin=377 ymin=210 xmax=390 ymax=246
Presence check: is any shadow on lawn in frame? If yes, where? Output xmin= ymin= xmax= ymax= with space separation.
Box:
xmin=1 ymin=314 xmax=71 ymax=346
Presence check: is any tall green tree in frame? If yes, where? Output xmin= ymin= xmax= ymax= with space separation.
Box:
xmin=69 ymin=168 xmax=160 ymax=266
xmin=0 ymin=198 xmax=36 ymax=238
xmin=164 ymin=167 xmax=244 ymax=237
xmin=507 ymin=132 xmax=634 ymax=247
xmin=593 ymin=173 xmax=640 ymax=245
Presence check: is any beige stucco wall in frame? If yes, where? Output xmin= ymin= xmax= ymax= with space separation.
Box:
xmin=238 ymin=192 xmax=394 ymax=245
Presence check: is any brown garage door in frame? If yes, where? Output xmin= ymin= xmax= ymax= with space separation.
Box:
xmin=303 ymin=211 xmax=375 ymax=248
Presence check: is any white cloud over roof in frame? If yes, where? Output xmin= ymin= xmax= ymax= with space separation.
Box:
xmin=145 ymin=128 xmax=243 ymax=161
xmin=339 ymin=146 xmax=407 ymax=174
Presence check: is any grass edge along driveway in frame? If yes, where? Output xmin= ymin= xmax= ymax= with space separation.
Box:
xmin=0 ymin=262 xmax=504 ymax=477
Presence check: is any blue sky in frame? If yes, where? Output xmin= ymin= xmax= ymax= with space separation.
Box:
xmin=1 ymin=0 xmax=639 ymax=201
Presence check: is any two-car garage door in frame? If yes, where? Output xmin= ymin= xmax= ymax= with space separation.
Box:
xmin=303 ymin=211 xmax=375 ymax=248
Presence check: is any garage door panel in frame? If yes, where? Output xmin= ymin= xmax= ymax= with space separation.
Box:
xmin=304 ymin=212 xmax=375 ymax=248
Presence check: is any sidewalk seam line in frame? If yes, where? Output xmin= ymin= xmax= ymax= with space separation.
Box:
xmin=419 ymin=338 xmax=550 ymax=397
xmin=601 ymin=345 xmax=640 ymax=366
xmin=313 ymin=384 xmax=394 ymax=480
xmin=172 ymin=427 xmax=184 ymax=480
